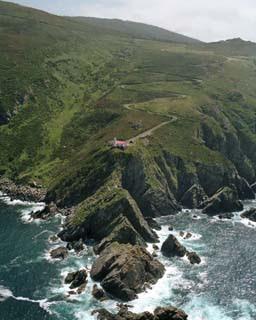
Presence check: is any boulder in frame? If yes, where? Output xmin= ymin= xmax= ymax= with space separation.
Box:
xmin=168 ymin=225 xmax=174 ymax=231
xmin=180 ymin=184 xmax=208 ymax=208
xmin=218 ymin=212 xmax=234 ymax=220
xmin=186 ymin=251 xmax=201 ymax=265
xmin=90 ymin=243 xmax=165 ymax=301
xmin=184 ymin=232 xmax=192 ymax=239
xmin=66 ymin=239 xmax=84 ymax=253
xmin=201 ymin=186 xmax=243 ymax=215
xmin=161 ymin=235 xmax=201 ymax=265
xmin=161 ymin=235 xmax=186 ymax=258
xmin=50 ymin=247 xmax=68 ymax=260
xmin=92 ymin=284 xmax=108 ymax=301
xmin=92 ymin=305 xmax=188 ymax=320
xmin=241 ymin=208 xmax=256 ymax=222
xmin=65 ymin=269 xmax=87 ymax=289
xmin=32 ymin=202 xmax=59 ymax=220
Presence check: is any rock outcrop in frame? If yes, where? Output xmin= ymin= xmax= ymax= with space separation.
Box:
xmin=92 ymin=284 xmax=108 ymax=301
xmin=161 ymin=234 xmax=186 ymax=258
xmin=90 ymin=243 xmax=165 ymax=301
xmin=0 ymin=178 xmax=46 ymax=202
xmin=50 ymin=247 xmax=68 ymax=260
xmin=201 ymin=186 xmax=243 ymax=215
xmin=161 ymin=235 xmax=201 ymax=265
xmin=241 ymin=208 xmax=256 ymax=222
xmin=92 ymin=305 xmax=188 ymax=320
xmin=31 ymin=202 xmax=59 ymax=220
xmin=65 ymin=269 xmax=87 ymax=290
xmin=180 ymin=184 xmax=207 ymax=208
xmin=59 ymin=187 xmax=157 ymax=247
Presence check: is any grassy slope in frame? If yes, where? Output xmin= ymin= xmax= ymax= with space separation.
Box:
xmin=1 ymin=1 xmax=256 ymax=205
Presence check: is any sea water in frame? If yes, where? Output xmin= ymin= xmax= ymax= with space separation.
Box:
xmin=0 ymin=194 xmax=255 ymax=320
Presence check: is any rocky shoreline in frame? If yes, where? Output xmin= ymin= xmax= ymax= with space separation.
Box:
xmin=0 ymin=178 xmax=46 ymax=203
xmin=1 ymin=176 xmax=256 ymax=319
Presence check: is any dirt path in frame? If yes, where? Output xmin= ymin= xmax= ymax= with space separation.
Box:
xmin=123 ymin=103 xmax=177 ymax=143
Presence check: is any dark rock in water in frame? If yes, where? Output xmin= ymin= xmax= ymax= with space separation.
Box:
xmin=218 ymin=212 xmax=234 ymax=220
xmin=50 ymin=247 xmax=68 ymax=260
xmin=201 ymin=186 xmax=243 ymax=215
xmin=66 ymin=239 xmax=84 ymax=253
xmin=65 ymin=269 xmax=87 ymax=289
xmin=145 ymin=217 xmax=161 ymax=231
xmin=92 ymin=305 xmax=188 ymax=320
xmin=180 ymin=184 xmax=208 ymax=208
xmin=251 ymin=182 xmax=256 ymax=193
xmin=161 ymin=235 xmax=201 ymax=265
xmin=90 ymin=243 xmax=165 ymax=301
xmin=154 ymin=306 xmax=188 ymax=320
xmin=92 ymin=284 xmax=108 ymax=301
xmin=186 ymin=251 xmax=201 ymax=264
xmin=152 ymin=251 xmax=158 ymax=258
xmin=161 ymin=235 xmax=186 ymax=258
xmin=241 ymin=208 xmax=256 ymax=222
xmin=32 ymin=202 xmax=59 ymax=220
xmin=168 ymin=225 xmax=174 ymax=231
xmin=153 ymin=244 xmax=159 ymax=250
xmin=179 ymin=231 xmax=185 ymax=237
xmin=184 ymin=232 xmax=192 ymax=239
xmin=49 ymin=235 xmax=59 ymax=243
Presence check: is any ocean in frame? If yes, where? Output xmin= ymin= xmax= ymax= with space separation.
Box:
xmin=0 ymin=193 xmax=255 ymax=320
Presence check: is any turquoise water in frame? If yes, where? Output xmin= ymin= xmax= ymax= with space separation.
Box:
xmin=0 ymin=195 xmax=255 ymax=320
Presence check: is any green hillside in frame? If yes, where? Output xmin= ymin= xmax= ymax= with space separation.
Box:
xmin=1 ymin=0 xmax=256 ymax=213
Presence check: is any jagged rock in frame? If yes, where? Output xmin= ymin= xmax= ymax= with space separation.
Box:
xmin=66 ymin=239 xmax=84 ymax=252
xmin=32 ymin=202 xmax=59 ymax=220
xmin=92 ymin=305 xmax=188 ymax=320
xmin=218 ymin=212 xmax=234 ymax=219
xmin=186 ymin=251 xmax=201 ymax=264
xmin=0 ymin=178 xmax=46 ymax=202
xmin=152 ymin=251 xmax=158 ymax=258
xmin=145 ymin=217 xmax=161 ymax=231
xmin=241 ymin=208 xmax=256 ymax=222
xmin=90 ymin=243 xmax=165 ymax=301
xmin=179 ymin=231 xmax=185 ymax=237
xmin=50 ymin=247 xmax=68 ymax=260
xmin=161 ymin=235 xmax=186 ymax=258
xmin=184 ymin=232 xmax=192 ymax=239
xmin=201 ymin=186 xmax=243 ymax=215
xmin=65 ymin=269 xmax=87 ymax=289
xmin=180 ymin=184 xmax=208 ymax=208
xmin=93 ymin=215 xmax=147 ymax=254
xmin=153 ymin=244 xmax=159 ymax=250
xmin=92 ymin=284 xmax=108 ymax=301
xmin=59 ymin=188 xmax=157 ymax=245
xmin=161 ymin=235 xmax=201 ymax=264
xmin=49 ymin=235 xmax=59 ymax=243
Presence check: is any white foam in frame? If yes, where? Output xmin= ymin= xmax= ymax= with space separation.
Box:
xmin=0 ymin=285 xmax=13 ymax=301
xmin=0 ymin=285 xmax=53 ymax=314
xmin=184 ymin=295 xmax=233 ymax=320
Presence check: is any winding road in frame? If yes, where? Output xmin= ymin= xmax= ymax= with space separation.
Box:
xmin=124 ymin=103 xmax=178 ymax=143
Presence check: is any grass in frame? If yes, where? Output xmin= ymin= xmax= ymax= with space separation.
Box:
xmin=1 ymin=0 xmax=256 ymax=202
